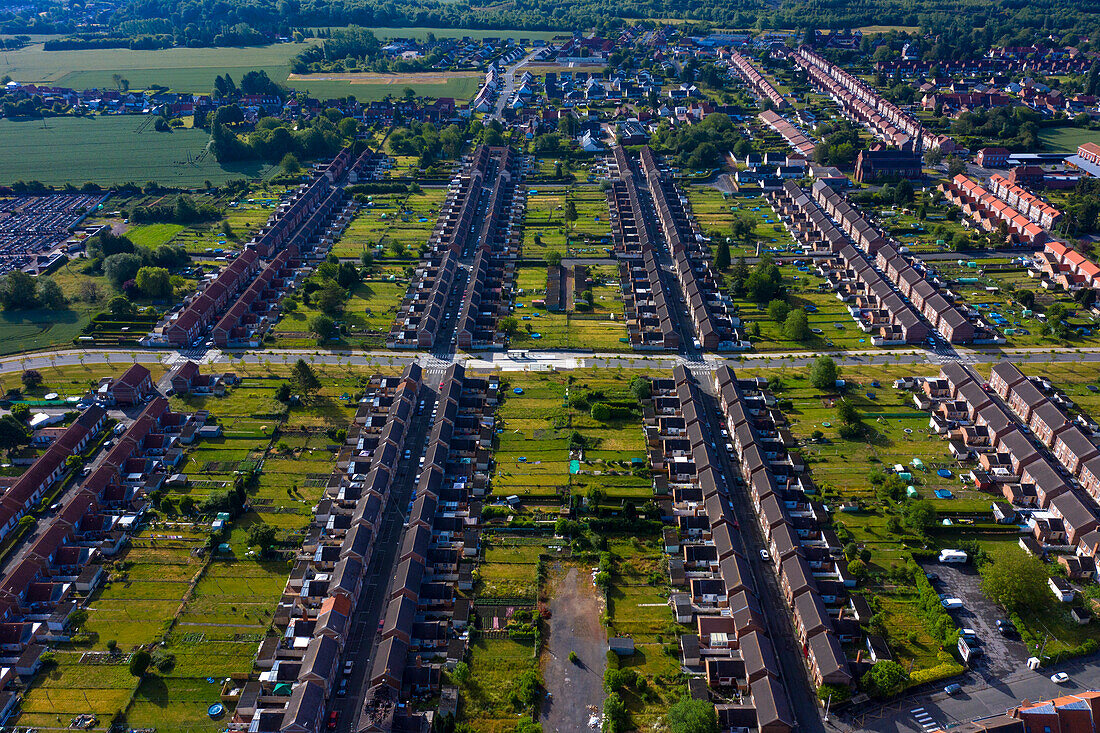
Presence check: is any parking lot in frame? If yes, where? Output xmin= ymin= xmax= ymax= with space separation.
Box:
xmin=922 ymin=561 xmax=1028 ymax=677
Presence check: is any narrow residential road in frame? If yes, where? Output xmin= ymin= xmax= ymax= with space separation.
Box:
xmin=490 ymin=48 xmax=541 ymax=121
xmin=694 ymin=379 xmax=827 ymax=733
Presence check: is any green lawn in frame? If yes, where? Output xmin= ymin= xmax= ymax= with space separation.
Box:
xmin=509 ymin=265 xmax=629 ymax=352
xmin=462 ymin=638 xmax=540 ymax=733
xmin=1039 ymin=126 xmax=1100 ymax=153
xmin=605 ymin=538 xmax=687 ymax=731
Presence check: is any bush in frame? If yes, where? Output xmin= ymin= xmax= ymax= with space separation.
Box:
xmin=569 ymin=651 xmax=579 ymax=664
xmin=590 ymin=402 xmax=612 ymax=422
xmin=907 ymin=660 xmax=964 ymax=687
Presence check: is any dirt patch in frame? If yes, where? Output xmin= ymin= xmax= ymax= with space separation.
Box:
xmin=541 ymin=564 xmax=607 ymax=732
xmin=286 ymin=71 xmax=481 ymax=84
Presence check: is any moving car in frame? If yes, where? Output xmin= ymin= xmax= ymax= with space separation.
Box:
xmin=941 ymin=597 xmax=964 ymax=609
xmin=1051 ymin=672 xmax=1070 ymax=684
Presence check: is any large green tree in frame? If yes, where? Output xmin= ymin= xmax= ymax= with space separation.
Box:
xmin=810 ymin=356 xmax=839 ymax=391
xmin=667 ymin=698 xmax=718 ymax=733
xmin=980 ymin=549 xmax=1050 ymax=614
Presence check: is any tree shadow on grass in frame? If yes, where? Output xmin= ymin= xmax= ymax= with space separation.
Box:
xmin=135 ymin=675 xmax=169 ymax=707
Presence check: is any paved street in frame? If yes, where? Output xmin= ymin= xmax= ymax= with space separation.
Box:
xmin=9 ymin=344 xmax=1100 ymax=380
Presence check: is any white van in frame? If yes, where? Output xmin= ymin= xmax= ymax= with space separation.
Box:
xmin=939 ymin=549 xmax=968 ymax=563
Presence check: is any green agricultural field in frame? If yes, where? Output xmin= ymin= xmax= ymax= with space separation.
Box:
xmin=0 ymin=42 xmax=305 ymax=91
xmin=492 ymin=370 xmax=649 ymax=510
xmin=1039 ymin=125 xmax=1100 ymax=153
xmin=287 ymin=74 xmax=482 ymax=102
xmin=462 ymin=637 xmax=540 ymax=733
xmin=522 ymin=185 xmax=612 ymax=259
xmin=0 ymin=38 xmax=497 ymax=99
xmin=123 ymin=223 xmax=185 ymax=248
xmin=686 ymin=186 xmax=796 ymax=259
xmin=0 ymin=116 xmax=273 ymax=186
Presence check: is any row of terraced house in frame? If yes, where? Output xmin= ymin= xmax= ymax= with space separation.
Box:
xmin=454 ymin=147 xmax=525 ymax=350
xmin=608 ymin=146 xmax=680 ymax=350
xmin=652 ymin=366 xmax=797 ymax=732
xmin=712 ymin=366 xmax=865 ymax=693
xmin=228 ymin=364 xmax=424 ymax=732
xmin=388 ymin=146 xmax=520 ymax=349
xmin=153 ymin=147 xmax=373 ymax=348
xmin=360 ymin=364 xmax=497 ymax=732
xmin=0 ymin=374 xmax=204 ymax=721
xmin=811 ymin=181 xmax=985 ymax=344
xmin=640 ymin=146 xmax=748 ymax=351
xmin=794 ymin=47 xmax=954 ymax=154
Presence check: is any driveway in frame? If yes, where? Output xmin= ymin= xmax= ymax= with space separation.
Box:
xmin=541 ymin=564 xmax=606 ymax=732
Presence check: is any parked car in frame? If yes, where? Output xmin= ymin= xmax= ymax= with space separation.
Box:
xmin=944 ymin=683 xmax=962 ymax=695
xmin=941 ymin=598 xmax=964 ymax=609
xmin=759 ymin=549 xmax=770 ymax=561
xmin=1051 ymin=672 xmax=1070 ymax=684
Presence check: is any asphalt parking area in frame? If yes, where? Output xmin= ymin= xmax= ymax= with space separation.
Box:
xmin=922 ymin=562 xmax=1028 ymax=677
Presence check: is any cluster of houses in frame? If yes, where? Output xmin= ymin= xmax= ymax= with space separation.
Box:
xmin=728 ymin=53 xmax=787 ymax=110
xmin=227 ymin=364 xmax=424 ymax=732
xmin=733 ymin=152 xmax=816 ymax=190
xmin=1 ymin=81 xmax=468 ymax=131
xmin=758 ymin=110 xmax=817 ymax=159
xmin=388 ymin=145 xmax=521 ymax=350
xmin=381 ymin=34 xmax=548 ymax=69
xmin=794 ymin=47 xmax=954 ymax=154
xmin=651 ymin=366 xmax=797 ymax=731
xmin=0 ymin=368 xmax=206 ymax=718
xmin=712 ymin=365 xmax=869 ymax=693
xmin=152 ymin=147 xmax=368 ymax=348
xmin=361 ymin=363 xmax=496 ymax=731
xmin=935 ymin=362 xmax=1100 ymax=569
xmin=811 ymin=181 xmax=986 ymax=343
xmin=1034 ymin=240 xmax=1100 ymax=291
xmin=877 ymin=44 xmax=1099 ymax=77
xmin=455 ymin=147 xmax=524 ymax=351
xmin=608 ymin=146 xmax=679 ymax=350
xmin=939 ymin=174 xmax=1048 ymax=246
xmin=640 ymin=146 xmax=748 ymax=351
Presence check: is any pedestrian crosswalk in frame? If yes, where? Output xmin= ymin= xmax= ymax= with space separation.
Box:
xmin=911 ymin=707 xmax=939 ymax=732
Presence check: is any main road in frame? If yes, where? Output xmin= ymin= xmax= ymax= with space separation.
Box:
xmin=6 ymin=344 xmax=1100 ymax=378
